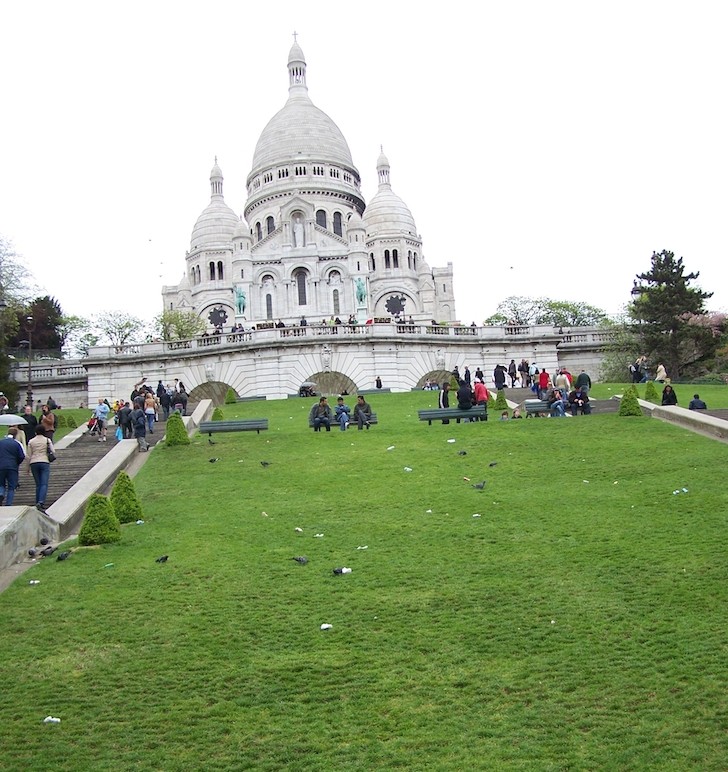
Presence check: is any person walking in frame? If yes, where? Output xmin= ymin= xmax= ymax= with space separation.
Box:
xmin=39 ymin=404 xmax=57 ymax=440
xmin=93 ymin=398 xmax=111 ymax=442
xmin=144 ymin=391 xmax=158 ymax=434
xmin=131 ymin=400 xmax=149 ymax=452
xmin=20 ymin=405 xmax=38 ymax=445
xmin=0 ymin=428 xmax=26 ymax=506
xmin=27 ymin=425 xmax=54 ymax=513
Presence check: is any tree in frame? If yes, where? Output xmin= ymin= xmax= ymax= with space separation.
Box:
xmin=8 ymin=296 xmax=64 ymax=351
xmin=78 ymin=494 xmax=122 ymax=546
xmin=155 ymin=309 xmax=206 ymax=341
xmin=484 ymin=296 xmax=607 ymax=327
xmin=95 ymin=311 xmax=145 ymax=348
xmin=630 ymin=250 xmax=719 ymax=378
xmin=59 ymin=315 xmax=95 ymax=356
xmin=0 ymin=235 xmax=37 ymax=304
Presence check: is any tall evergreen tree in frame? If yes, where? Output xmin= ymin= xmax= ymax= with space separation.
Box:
xmin=630 ymin=250 xmax=716 ymax=378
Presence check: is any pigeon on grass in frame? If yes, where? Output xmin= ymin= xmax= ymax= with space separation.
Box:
xmin=457 ymin=450 xmax=467 ymax=456
xmin=291 ymin=556 xmax=309 ymax=565
xmin=209 ymin=458 xmax=220 ymax=463
xmin=488 ymin=461 xmax=498 ymax=467
xmin=155 ymin=555 xmax=169 ymax=563
xmin=260 ymin=461 xmax=272 ymax=467
xmin=471 ymin=481 xmax=486 ymax=490
xmin=56 ymin=551 xmax=71 ymax=561
xmin=40 ymin=546 xmax=57 ymax=557
xmin=208 ymin=438 xmax=216 ymax=446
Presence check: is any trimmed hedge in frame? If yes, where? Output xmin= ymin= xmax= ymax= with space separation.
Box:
xmin=619 ymin=385 xmax=643 ymax=417
xmin=110 ymin=471 xmax=143 ymax=524
xmin=211 ymin=407 xmax=224 ymax=421
xmin=224 ymin=388 xmax=237 ymax=404
xmin=165 ymin=412 xmax=190 ymax=446
xmin=644 ymin=381 xmax=659 ymax=403
xmin=78 ymin=494 xmax=121 ymax=546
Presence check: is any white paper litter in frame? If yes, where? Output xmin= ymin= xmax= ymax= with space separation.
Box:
xmin=43 ymin=716 xmax=61 ymax=724
xmin=320 ymin=623 xmax=333 ymax=630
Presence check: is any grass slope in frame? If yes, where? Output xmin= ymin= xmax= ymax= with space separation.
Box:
xmin=0 ymin=390 xmax=726 ymax=770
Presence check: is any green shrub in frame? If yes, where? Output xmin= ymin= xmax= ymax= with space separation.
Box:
xmin=78 ymin=494 xmax=121 ymax=546
xmin=493 ymin=390 xmax=508 ymax=411
xmin=110 ymin=471 xmax=143 ymax=524
xmin=618 ymin=385 xmax=643 ymax=417
xmin=644 ymin=380 xmax=659 ymax=403
xmin=211 ymin=407 xmax=225 ymax=421
xmin=65 ymin=414 xmax=78 ymax=429
xmin=165 ymin=412 xmax=190 ymax=446
xmin=55 ymin=413 xmax=67 ymax=428
xmin=224 ymin=388 xmax=237 ymax=404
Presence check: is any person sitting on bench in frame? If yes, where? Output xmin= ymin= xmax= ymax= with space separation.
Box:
xmin=309 ymin=397 xmax=332 ymax=432
xmin=568 ymin=386 xmax=591 ymax=415
xmin=354 ymin=395 xmax=373 ymax=430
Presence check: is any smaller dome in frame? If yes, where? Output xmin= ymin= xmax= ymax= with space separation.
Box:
xmin=233 ymin=216 xmax=250 ymax=239
xmin=347 ymin=211 xmax=364 ymax=230
xmin=288 ymin=42 xmax=305 ymax=65
xmin=364 ymin=189 xmax=418 ymax=236
xmin=191 ymin=201 xmax=239 ymax=249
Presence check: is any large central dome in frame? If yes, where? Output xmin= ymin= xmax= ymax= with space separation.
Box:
xmin=249 ymin=42 xmax=356 ymax=176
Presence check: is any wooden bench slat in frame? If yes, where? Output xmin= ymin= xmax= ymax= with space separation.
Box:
xmin=418 ymin=407 xmax=487 ymax=425
xmin=200 ymin=419 xmax=268 ymax=435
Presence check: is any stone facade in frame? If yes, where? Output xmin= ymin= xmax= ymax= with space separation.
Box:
xmin=162 ymin=41 xmax=456 ymax=330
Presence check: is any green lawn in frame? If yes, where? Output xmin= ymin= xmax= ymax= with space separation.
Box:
xmin=1 ymin=390 xmax=726 ymax=770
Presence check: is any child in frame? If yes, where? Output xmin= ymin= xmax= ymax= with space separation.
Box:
xmin=500 ymin=411 xmax=510 ymax=421
xmin=335 ymin=397 xmax=351 ymax=431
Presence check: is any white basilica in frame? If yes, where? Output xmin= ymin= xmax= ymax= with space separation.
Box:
xmin=162 ymin=40 xmax=456 ymax=332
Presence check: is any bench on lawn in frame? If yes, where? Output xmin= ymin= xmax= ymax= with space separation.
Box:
xmin=308 ymin=413 xmax=378 ymax=429
xmin=199 ymin=419 xmax=269 ymax=435
xmin=418 ymin=406 xmax=487 ymax=425
xmin=523 ymin=399 xmax=550 ymax=417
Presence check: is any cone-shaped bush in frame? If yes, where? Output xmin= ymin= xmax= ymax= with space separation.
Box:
xmin=618 ymin=385 xmax=643 ymax=417
xmin=224 ymin=388 xmax=237 ymax=404
xmin=211 ymin=407 xmax=225 ymax=421
xmin=165 ymin=412 xmax=190 ymax=446
xmin=644 ymin=380 xmax=659 ymax=403
xmin=55 ymin=413 xmax=67 ymax=428
xmin=78 ymin=494 xmax=121 ymax=546
xmin=494 ymin=390 xmax=508 ymax=411
xmin=65 ymin=414 xmax=78 ymax=429
xmin=110 ymin=470 xmax=143 ymax=524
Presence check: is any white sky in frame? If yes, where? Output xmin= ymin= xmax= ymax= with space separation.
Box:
xmin=2 ymin=1 xmax=727 ymax=326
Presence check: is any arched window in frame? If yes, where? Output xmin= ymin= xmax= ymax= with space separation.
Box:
xmin=413 ymin=252 xmax=418 ymax=269
xmin=295 ymin=271 xmax=307 ymax=305
xmin=384 ymin=250 xmax=391 ymax=269
xmin=266 ymin=294 xmax=273 ymax=319
xmin=266 ymin=216 xmax=275 ymax=234
xmin=333 ymin=211 xmax=342 ymax=236
xmin=316 ymin=209 xmax=327 ymax=228
xmin=370 ymin=253 xmax=376 ymax=271
xmin=393 ymin=249 xmax=399 ymax=268
xmin=209 ymin=262 xmax=215 ymax=281
xmin=217 ymin=261 xmax=224 ymax=280
xmin=255 ymin=222 xmax=262 ymax=241
xmin=407 ymin=250 xmax=412 ymax=269
xmin=333 ymin=289 xmax=340 ymax=315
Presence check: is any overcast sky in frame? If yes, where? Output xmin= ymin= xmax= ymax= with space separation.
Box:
xmin=2 ymin=1 xmax=726 ymax=326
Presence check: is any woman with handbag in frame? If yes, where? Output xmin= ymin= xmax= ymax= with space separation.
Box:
xmin=27 ymin=425 xmax=55 ymax=514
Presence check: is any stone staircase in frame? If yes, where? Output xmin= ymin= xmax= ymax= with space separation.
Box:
xmin=12 ymin=416 xmax=170 ymax=508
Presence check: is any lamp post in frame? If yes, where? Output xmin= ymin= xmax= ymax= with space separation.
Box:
xmin=25 ymin=315 xmax=33 ymax=408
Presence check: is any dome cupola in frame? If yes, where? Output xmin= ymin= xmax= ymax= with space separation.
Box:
xmin=191 ymin=157 xmax=239 ymax=250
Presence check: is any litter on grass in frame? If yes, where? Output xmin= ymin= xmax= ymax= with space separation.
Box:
xmin=43 ymin=716 xmax=61 ymax=724
xmin=472 ymin=513 xmax=481 ymax=518
xmin=403 ymin=467 xmax=413 ymax=472
xmin=320 ymin=623 xmax=333 ymax=630
xmin=356 ymin=545 xmax=368 ymax=550
xmin=295 ymin=527 xmax=303 ymax=532
xmin=387 ymin=446 xmax=395 ymax=451
xmin=425 ymin=509 xmax=432 ymax=513
xmin=29 ymin=580 xmax=40 ymax=585
xmin=103 ymin=563 xmax=114 ymax=568
xmin=447 ymin=439 xmax=456 ymax=443
xmin=583 ymin=480 xmax=589 ymax=483
xmin=136 ymin=519 xmax=145 ymax=524
xmin=314 ymin=533 xmax=324 ymax=538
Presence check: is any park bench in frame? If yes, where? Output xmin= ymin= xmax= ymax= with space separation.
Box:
xmin=199 ymin=419 xmax=268 ymax=435
xmin=417 ymin=406 xmax=487 ymax=425
xmin=523 ymin=399 xmax=550 ymax=417
xmin=308 ymin=413 xmax=378 ymax=429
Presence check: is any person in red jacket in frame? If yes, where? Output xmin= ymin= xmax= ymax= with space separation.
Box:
xmin=473 ymin=379 xmax=490 ymax=422
xmin=538 ymin=369 xmax=550 ymax=398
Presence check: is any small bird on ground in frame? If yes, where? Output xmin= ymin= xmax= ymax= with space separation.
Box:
xmin=260 ymin=461 xmax=272 ymax=467
xmin=28 ymin=548 xmax=37 ymax=557
xmin=155 ymin=555 xmax=169 ymax=563
xmin=489 ymin=461 xmax=498 ymax=467
xmin=332 ymin=567 xmax=352 ymax=575
xmin=40 ymin=537 xmax=50 ymax=545
xmin=208 ymin=438 xmax=216 ymax=446
xmin=472 ymin=481 xmax=487 ymax=489
xmin=291 ymin=556 xmax=308 ymax=564
xmin=209 ymin=457 xmax=219 ymax=463
xmin=458 ymin=451 xmax=467 ymax=456
xmin=56 ymin=551 xmax=71 ymax=561
xmin=40 ymin=546 xmax=57 ymax=557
